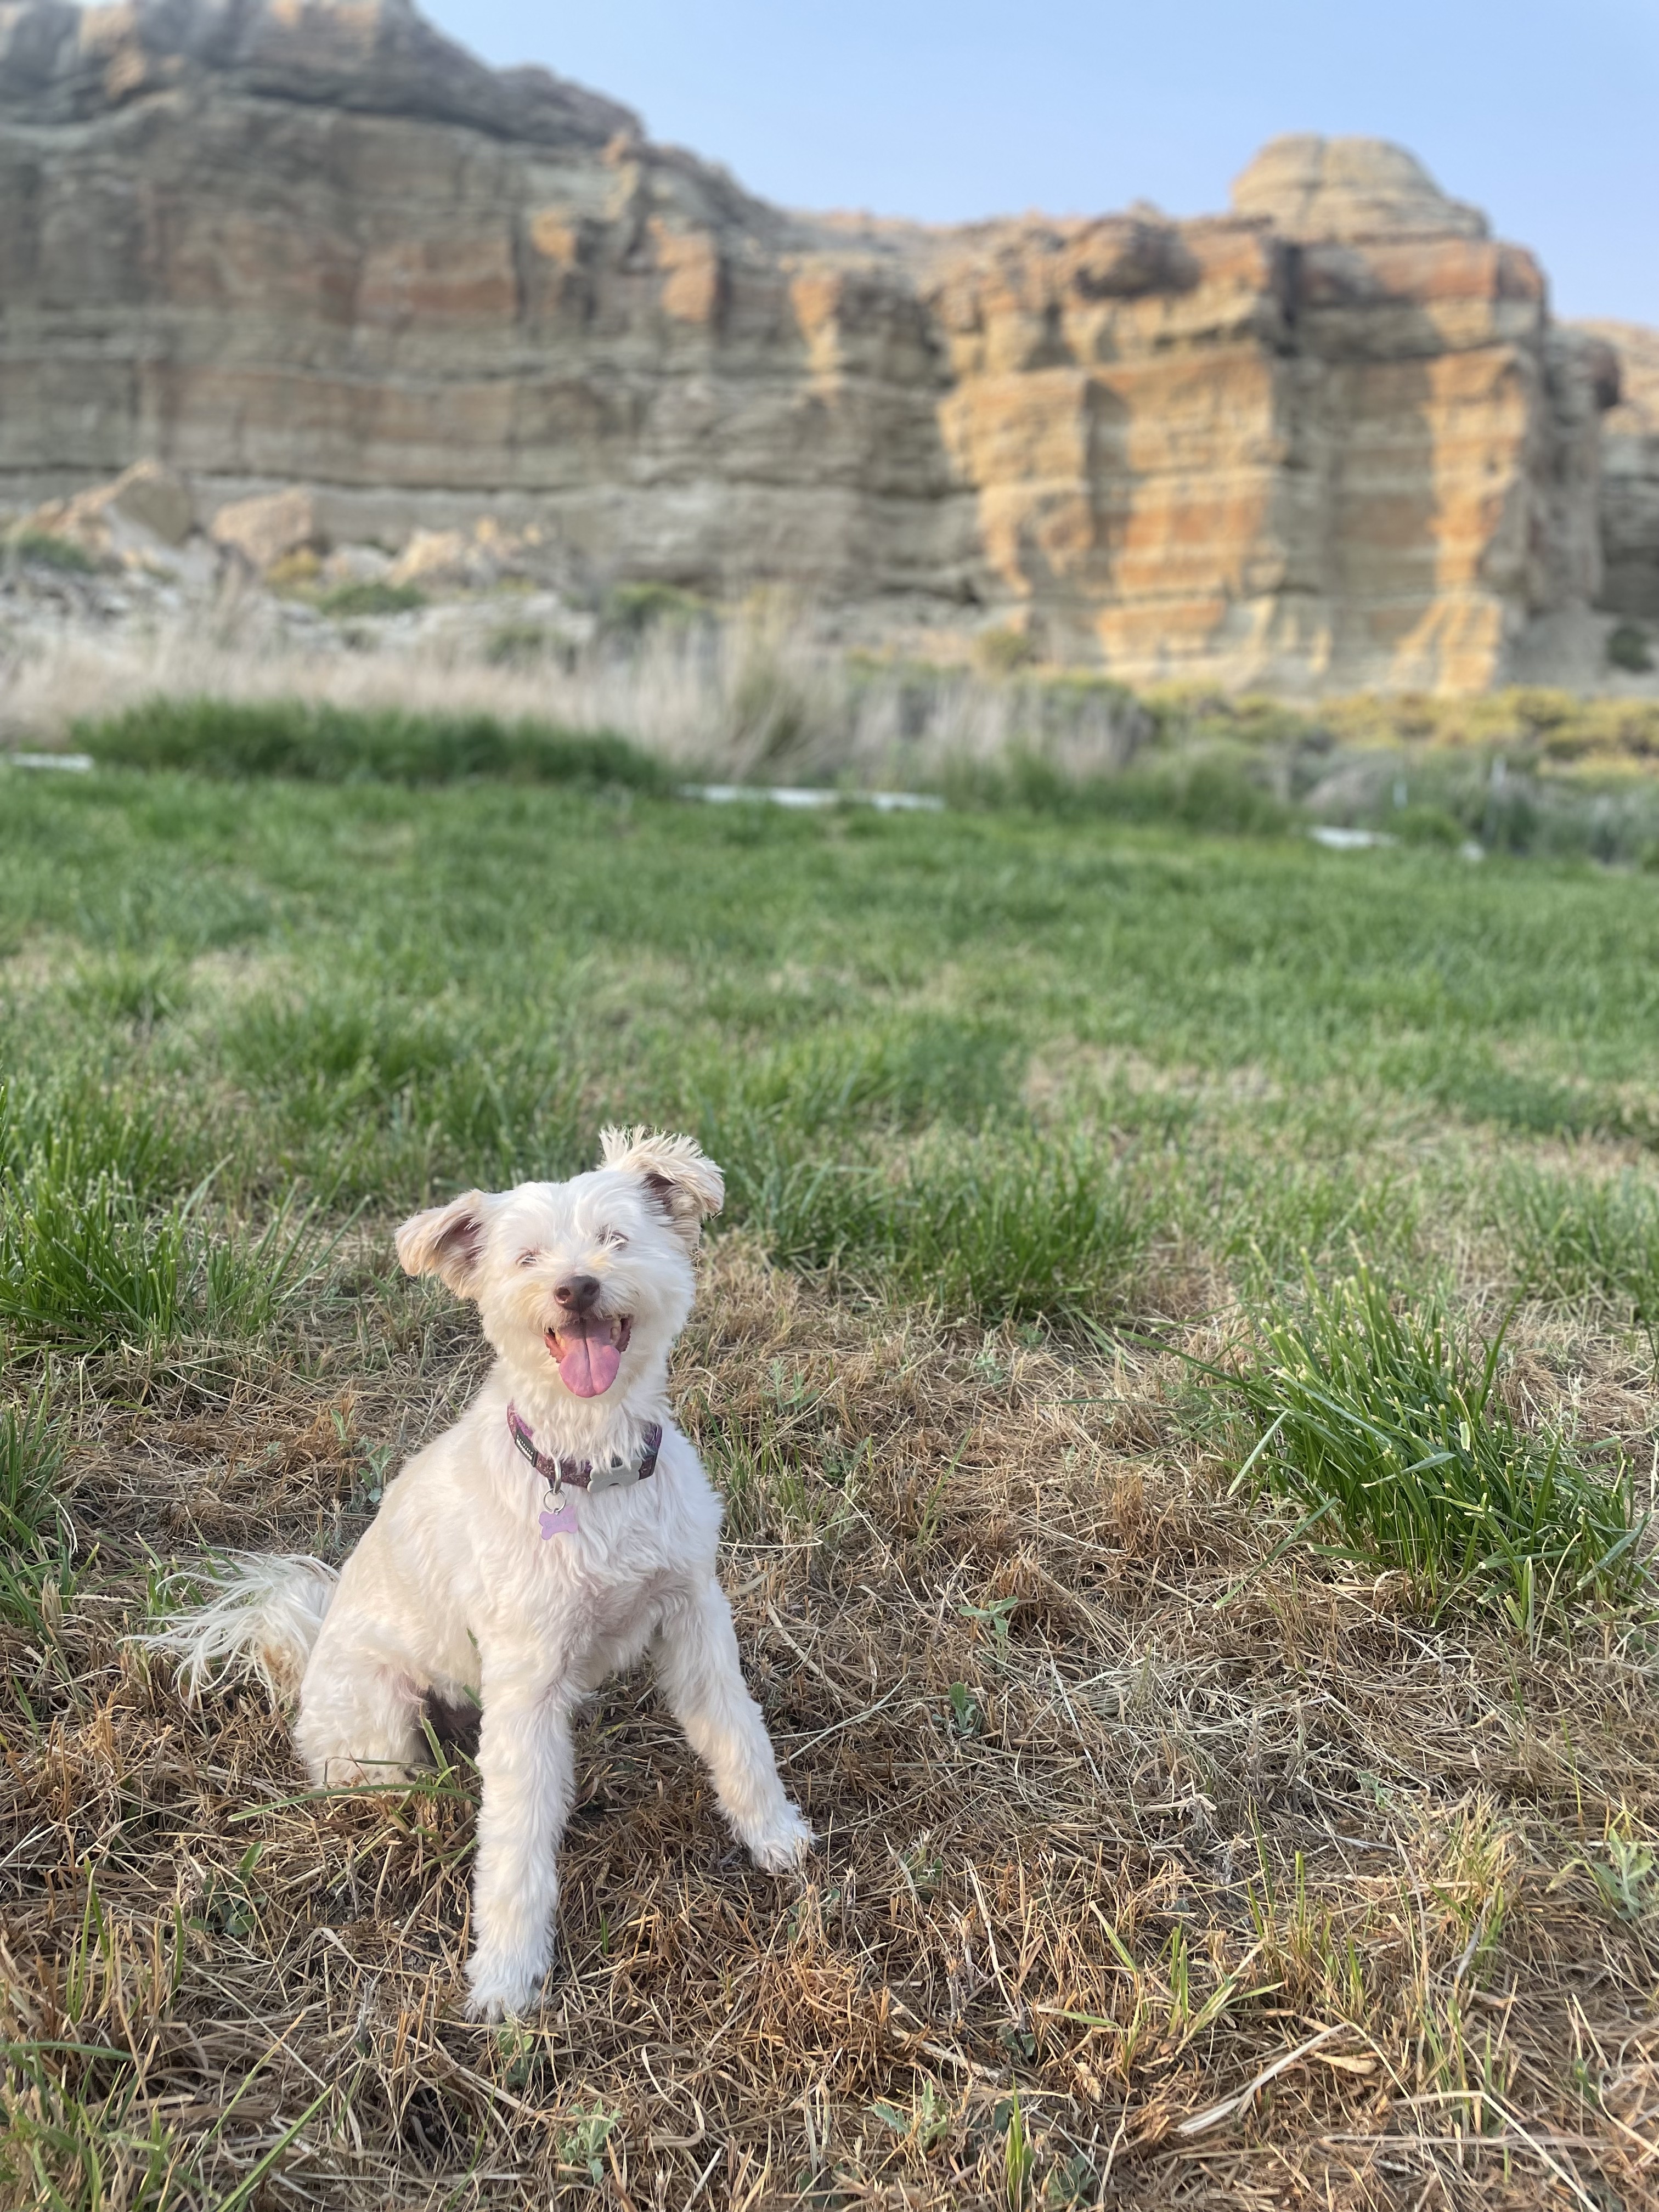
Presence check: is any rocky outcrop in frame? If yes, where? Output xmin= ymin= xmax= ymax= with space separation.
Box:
xmin=1574 ymin=322 xmax=1659 ymax=623
xmin=0 ymin=1 xmax=1641 ymax=691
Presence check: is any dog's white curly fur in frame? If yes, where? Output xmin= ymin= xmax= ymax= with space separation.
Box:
xmin=148 ymin=1130 xmax=812 ymax=2020
xmin=144 ymin=1551 xmax=339 ymax=1703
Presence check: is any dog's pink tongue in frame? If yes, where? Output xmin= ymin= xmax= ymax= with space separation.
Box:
xmin=556 ymin=1325 xmax=620 ymax=1397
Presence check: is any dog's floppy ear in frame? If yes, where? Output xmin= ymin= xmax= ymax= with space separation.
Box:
xmin=395 ymin=1190 xmax=493 ymax=1298
xmin=600 ymin=1126 xmax=724 ymax=1248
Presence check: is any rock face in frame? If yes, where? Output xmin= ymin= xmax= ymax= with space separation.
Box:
xmin=1573 ymin=322 xmax=1659 ymax=623
xmin=0 ymin=1 xmax=1645 ymax=690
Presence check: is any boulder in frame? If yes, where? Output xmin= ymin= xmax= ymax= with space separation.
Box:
xmin=211 ymin=488 xmax=322 ymax=573
xmin=388 ymin=528 xmax=479 ymax=591
xmin=25 ymin=459 xmax=194 ymax=561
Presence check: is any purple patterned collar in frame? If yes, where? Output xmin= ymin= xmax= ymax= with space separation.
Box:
xmin=507 ymin=1404 xmax=663 ymax=1494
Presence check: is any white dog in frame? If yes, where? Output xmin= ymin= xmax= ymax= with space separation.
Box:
xmin=152 ymin=1128 xmax=812 ymax=2019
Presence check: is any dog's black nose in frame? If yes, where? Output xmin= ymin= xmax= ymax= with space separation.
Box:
xmin=554 ymin=1274 xmax=602 ymax=1314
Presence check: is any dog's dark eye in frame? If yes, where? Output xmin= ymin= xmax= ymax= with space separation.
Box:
xmin=515 ymin=1249 xmax=539 ymax=1268
xmin=597 ymin=1227 xmax=627 ymax=1249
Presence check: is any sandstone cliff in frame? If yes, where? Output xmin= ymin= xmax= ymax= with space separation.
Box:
xmin=0 ymin=0 xmax=1647 ymax=691
xmin=1573 ymin=321 xmax=1659 ymax=624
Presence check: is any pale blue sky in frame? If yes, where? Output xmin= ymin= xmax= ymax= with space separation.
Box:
xmin=425 ymin=0 xmax=1657 ymax=326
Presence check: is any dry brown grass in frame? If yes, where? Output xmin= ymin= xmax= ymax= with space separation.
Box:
xmin=4 ymin=1238 xmax=1658 ymax=2209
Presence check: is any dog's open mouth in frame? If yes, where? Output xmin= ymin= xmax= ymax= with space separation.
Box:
xmin=545 ymin=1314 xmax=633 ymax=1397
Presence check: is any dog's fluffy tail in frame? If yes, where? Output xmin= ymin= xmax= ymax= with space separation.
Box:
xmin=141 ymin=1553 xmax=338 ymax=1705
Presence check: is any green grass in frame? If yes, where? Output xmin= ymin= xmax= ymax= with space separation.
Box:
xmin=1222 ymin=1269 xmax=1646 ymax=1630
xmin=4 ymin=723 xmax=1659 ymax=1610
xmin=716 ymin=1118 xmax=1141 ymax=1322
xmin=6 ymin=703 xmax=1659 ymax=2203
xmin=0 ymin=1158 xmax=324 ymax=1356
xmin=0 ymin=1386 xmax=74 ymax=1633
xmin=1502 ymin=1164 xmax=1659 ymax=1357
xmin=77 ymin=697 xmax=670 ymax=791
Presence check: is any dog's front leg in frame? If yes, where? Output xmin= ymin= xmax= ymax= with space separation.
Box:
xmin=656 ymin=1578 xmax=814 ymax=1872
xmin=465 ymin=1656 xmax=574 ymax=2021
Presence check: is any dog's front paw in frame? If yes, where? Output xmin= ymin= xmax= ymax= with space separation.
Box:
xmin=745 ymin=1802 xmax=816 ymax=1875
xmin=463 ymin=1948 xmax=548 ymax=2022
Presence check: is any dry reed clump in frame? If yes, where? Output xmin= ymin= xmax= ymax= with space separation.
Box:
xmin=0 ymin=595 xmax=1148 ymax=792
xmin=4 ymin=1235 xmax=1658 ymax=2208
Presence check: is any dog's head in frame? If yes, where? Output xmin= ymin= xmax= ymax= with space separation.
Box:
xmin=394 ymin=1129 xmax=723 ymax=1406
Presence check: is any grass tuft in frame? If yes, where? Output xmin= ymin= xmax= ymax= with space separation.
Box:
xmin=77 ymin=697 xmax=672 ymax=791
xmin=0 ymin=1141 xmax=330 ymax=1356
xmin=1224 ymin=1268 xmax=1647 ymax=1629
xmin=0 ymin=1386 xmax=74 ymax=1633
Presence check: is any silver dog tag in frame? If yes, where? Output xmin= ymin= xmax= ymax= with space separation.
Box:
xmin=585 ymin=1458 xmax=638 ymax=1496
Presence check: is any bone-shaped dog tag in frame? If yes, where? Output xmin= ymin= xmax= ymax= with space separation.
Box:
xmin=539 ymin=1492 xmax=578 ymax=1538
xmin=584 ymin=1459 xmax=637 ymax=1497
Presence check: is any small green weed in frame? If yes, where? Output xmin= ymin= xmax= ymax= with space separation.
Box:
xmin=1582 ymin=1831 xmax=1658 ymax=1921
xmin=946 ymin=1682 xmax=984 ymax=1738
xmin=996 ymin=2092 xmax=1035 ymax=2211
xmin=1223 ymin=1268 xmax=1646 ymax=1628
xmin=556 ymin=2102 xmax=618 ymax=2184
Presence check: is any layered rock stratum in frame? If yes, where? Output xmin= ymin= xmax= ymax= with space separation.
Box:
xmin=1 ymin=0 xmax=1653 ymax=691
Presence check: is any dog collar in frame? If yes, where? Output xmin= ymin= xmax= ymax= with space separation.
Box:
xmin=507 ymin=1405 xmax=663 ymax=1497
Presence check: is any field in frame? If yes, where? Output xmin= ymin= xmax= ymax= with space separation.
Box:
xmin=3 ymin=719 xmax=1659 ymax=2209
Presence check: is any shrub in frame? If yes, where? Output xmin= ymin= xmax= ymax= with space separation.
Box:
xmin=1607 ymin=623 xmax=1655 ymax=675
xmin=9 ymin=528 xmax=95 ymax=574
xmin=956 ymin=748 xmax=1290 ymax=838
xmin=485 ymin=619 xmax=569 ymax=668
xmin=266 ymin=548 xmax=322 ymax=590
xmin=1222 ymin=1268 xmax=1646 ymax=1629
xmin=78 ymin=697 xmax=672 ymax=792
xmin=316 ymin=580 xmax=425 ymax=619
xmin=602 ymin=582 xmax=708 ymax=637
xmin=1394 ymin=804 xmax=1465 ymax=849
xmin=976 ymin=626 xmax=1039 ymax=676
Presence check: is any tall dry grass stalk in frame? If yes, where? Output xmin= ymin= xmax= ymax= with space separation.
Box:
xmin=0 ymin=588 xmax=1148 ymax=786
